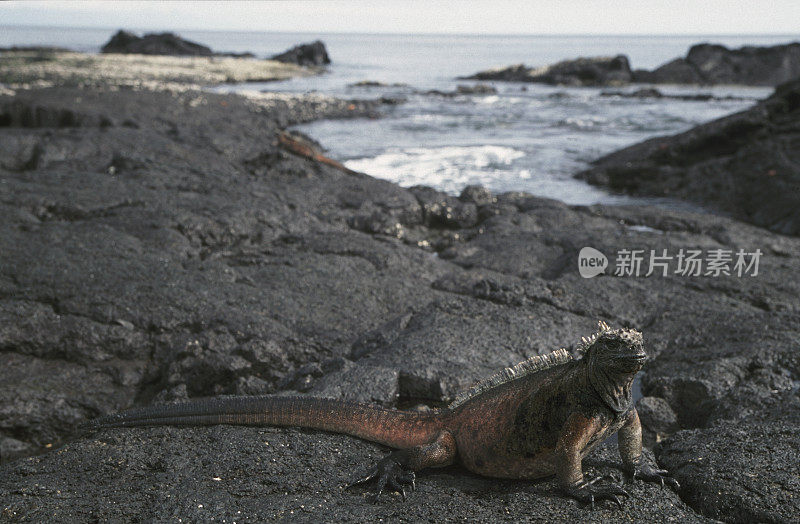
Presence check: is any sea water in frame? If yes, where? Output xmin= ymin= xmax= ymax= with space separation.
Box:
xmin=3 ymin=26 xmax=794 ymax=206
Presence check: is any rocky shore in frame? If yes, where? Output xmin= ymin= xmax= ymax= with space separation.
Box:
xmin=636 ymin=42 xmax=800 ymax=86
xmin=466 ymin=41 xmax=800 ymax=87
xmin=101 ymin=30 xmax=215 ymax=57
xmin=0 ymin=48 xmax=311 ymax=89
xmin=464 ymin=55 xmax=633 ymax=86
xmin=0 ymin=53 xmax=799 ymax=522
xmin=580 ymin=77 xmax=800 ymax=236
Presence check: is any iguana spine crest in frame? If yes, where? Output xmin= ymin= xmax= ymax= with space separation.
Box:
xmin=448 ymin=347 xmax=572 ymax=408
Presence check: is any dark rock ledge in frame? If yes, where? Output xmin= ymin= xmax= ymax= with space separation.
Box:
xmin=464 ymin=55 xmax=632 ymax=87
xmin=464 ymin=42 xmax=800 ymax=87
xmin=635 ymin=42 xmax=800 ymax=86
xmin=0 ymin=85 xmax=798 ymax=521
xmin=102 ymin=30 xmax=214 ymax=57
xmin=579 ymin=77 xmax=800 ymax=236
xmin=271 ymin=40 xmax=331 ymax=67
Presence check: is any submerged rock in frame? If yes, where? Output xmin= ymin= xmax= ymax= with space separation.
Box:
xmin=455 ymin=83 xmax=497 ymax=94
xmin=580 ymin=77 xmax=800 ymax=235
xmin=348 ymin=80 xmax=409 ymax=88
xmin=271 ymin=40 xmax=330 ymax=67
xmin=465 ymin=55 xmax=632 ymax=86
xmin=599 ymin=87 xmax=751 ymax=102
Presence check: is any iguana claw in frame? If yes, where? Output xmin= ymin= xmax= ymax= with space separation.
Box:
xmin=564 ymin=478 xmax=629 ymax=509
xmin=631 ymin=463 xmax=680 ymax=490
xmin=346 ymin=456 xmax=416 ymax=501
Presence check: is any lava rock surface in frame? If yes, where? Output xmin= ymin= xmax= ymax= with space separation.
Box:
xmin=1 ymin=77 xmax=799 ymax=521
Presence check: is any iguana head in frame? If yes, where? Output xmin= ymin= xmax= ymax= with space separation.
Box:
xmin=580 ymin=321 xmax=645 ymax=412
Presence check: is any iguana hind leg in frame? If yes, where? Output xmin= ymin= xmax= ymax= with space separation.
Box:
xmin=347 ymin=430 xmax=457 ymax=501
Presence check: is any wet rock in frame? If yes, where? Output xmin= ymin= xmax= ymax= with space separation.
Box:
xmin=271 ymin=40 xmax=330 ymax=67
xmin=455 ymin=83 xmax=497 ymax=94
xmin=378 ymin=96 xmax=406 ymax=105
xmin=465 ymin=55 xmax=632 ymax=86
xmin=422 ymin=89 xmax=457 ymax=98
xmin=638 ymin=42 xmax=800 ymax=86
xmin=579 ymin=77 xmax=800 ymax=236
xmin=348 ymin=80 xmax=408 ymax=88
xmin=605 ymin=87 xmax=664 ymax=98
xmin=634 ymin=59 xmax=703 ymax=84
xmin=599 ymin=88 xmax=745 ymax=102
xmin=101 ymin=30 xmax=213 ymax=56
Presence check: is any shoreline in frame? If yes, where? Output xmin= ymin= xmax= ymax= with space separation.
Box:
xmin=0 ymin=49 xmax=315 ymax=89
xmin=0 ymin=53 xmax=799 ymax=521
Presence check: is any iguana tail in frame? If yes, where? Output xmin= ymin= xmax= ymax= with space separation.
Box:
xmin=88 ymin=396 xmax=447 ymax=449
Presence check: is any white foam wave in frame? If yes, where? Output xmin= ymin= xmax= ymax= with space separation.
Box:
xmin=345 ymin=145 xmax=525 ymax=193
xmin=477 ymin=95 xmax=500 ymax=104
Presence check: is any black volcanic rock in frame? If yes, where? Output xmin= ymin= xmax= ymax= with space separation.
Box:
xmin=101 ymin=30 xmax=213 ymax=56
xmin=637 ymin=42 xmax=800 ymax=86
xmin=1 ymin=81 xmax=800 ymax=520
xmin=465 ymin=55 xmax=632 ymax=86
xmin=579 ymin=78 xmax=800 ymax=235
xmin=657 ymin=395 xmax=800 ymax=523
xmin=271 ymin=40 xmax=330 ymax=67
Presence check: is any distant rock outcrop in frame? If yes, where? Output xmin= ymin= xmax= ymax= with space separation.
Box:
xmin=599 ymin=87 xmax=751 ymax=102
xmin=101 ymin=30 xmax=213 ymax=56
xmin=633 ymin=42 xmax=800 ymax=86
xmin=464 ymin=55 xmax=632 ymax=86
xmin=270 ymin=40 xmax=330 ymax=67
xmin=579 ymin=77 xmax=800 ymax=235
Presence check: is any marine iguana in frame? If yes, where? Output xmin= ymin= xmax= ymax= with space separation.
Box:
xmin=89 ymin=321 xmax=678 ymax=508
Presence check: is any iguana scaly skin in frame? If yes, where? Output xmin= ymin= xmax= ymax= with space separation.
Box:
xmin=89 ymin=322 xmax=678 ymax=507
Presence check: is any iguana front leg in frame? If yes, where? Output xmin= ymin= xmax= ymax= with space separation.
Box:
xmin=556 ymin=412 xmax=628 ymax=508
xmin=348 ymin=431 xmax=457 ymax=500
xmin=618 ymin=408 xmax=679 ymax=489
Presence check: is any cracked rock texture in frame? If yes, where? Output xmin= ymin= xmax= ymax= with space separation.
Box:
xmin=1 ymin=83 xmax=799 ymax=522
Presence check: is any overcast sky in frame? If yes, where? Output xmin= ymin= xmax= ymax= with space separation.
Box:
xmin=2 ymin=1 xmax=799 ymax=35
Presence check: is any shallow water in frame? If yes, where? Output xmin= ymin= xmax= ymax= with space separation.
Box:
xmin=4 ymin=26 xmax=791 ymax=206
